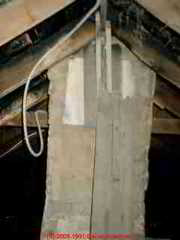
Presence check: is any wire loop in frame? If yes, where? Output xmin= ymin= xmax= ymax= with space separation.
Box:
xmin=23 ymin=0 xmax=101 ymax=157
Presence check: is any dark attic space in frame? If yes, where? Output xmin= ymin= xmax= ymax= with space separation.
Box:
xmin=0 ymin=129 xmax=48 ymax=240
xmin=146 ymin=134 xmax=180 ymax=240
xmin=0 ymin=72 xmax=49 ymax=239
xmin=146 ymin=76 xmax=180 ymax=240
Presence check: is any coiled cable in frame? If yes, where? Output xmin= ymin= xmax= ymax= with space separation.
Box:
xmin=23 ymin=0 xmax=101 ymax=157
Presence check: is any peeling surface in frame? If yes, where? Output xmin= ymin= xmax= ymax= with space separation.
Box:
xmin=63 ymin=52 xmax=85 ymax=125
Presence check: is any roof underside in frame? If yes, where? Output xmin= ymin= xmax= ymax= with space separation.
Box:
xmin=0 ymin=0 xmax=76 ymax=46
xmin=135 ymin=0 xmax=180 ymax=34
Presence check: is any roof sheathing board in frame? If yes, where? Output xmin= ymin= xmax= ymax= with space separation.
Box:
xmin=135 ymin=0 xmax=180 ymax=34
xmin=0 ymin=0 xmax=76 ymax=46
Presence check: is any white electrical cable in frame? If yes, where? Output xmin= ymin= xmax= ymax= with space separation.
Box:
xmin=23 ymin=0 xmax=101 ymax=157
xmin=0 ymin=131 xmax=44 ymax=160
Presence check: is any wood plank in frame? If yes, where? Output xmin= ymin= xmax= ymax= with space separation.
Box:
xmin=1 ymin=111 xmax=48 ymax=128
xmin=136 ymin=0 xmax=180 ymax=34
xmin=0 ymin=0 xmax=76 ymax=46
xmin=0 ymin=93 xmax=48 ymax=126
xmin=84 ymin=38 xmax=98 ymax=127
xmin=92 ymin=93 xmax=155 ymax=238
xmin=154 ymin=95 xmax=180 ymax=118
xmin=42 ymin=125 xmax=95 ymax=238
xmin=154 ymin=77 xmax=180 ymax=118
xmin=113 ymin=26 xmax=180 ymax=89
xmin=91 ymin=40 xmax=155 ymax=238
xmin=41 ymin=57 xmax=96 ymax=238
xmin=4 ymin=112 xmax=180 ymax=136
xmin=152 ymin=118 xmax=180 ymax=135
xmin=0 ymin=22 xmax=96 ymax=99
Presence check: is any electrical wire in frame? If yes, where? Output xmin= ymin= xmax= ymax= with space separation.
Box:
xmin=23 ymin=0 xmax=101 ymax=157
xmin=0 ymin=131 xmax=45 ymax=160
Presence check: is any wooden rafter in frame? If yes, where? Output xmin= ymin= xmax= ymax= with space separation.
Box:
xmin=0 ymin=22 xmax=95 ymax=99
xmin=0 ymin=0 xmax=76 ymax=47
xmin=113 ymin=26 xmax=180 ymax=89
xmin=135 ymin=0 xmax=180 ymax=34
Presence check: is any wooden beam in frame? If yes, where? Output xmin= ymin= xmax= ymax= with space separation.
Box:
xmin=3 ymin=111 xmax=180 ymax=136
xmin=135 ymin=0 xmax=180 ymax=34
xmin=154 ymin=96 xmax=180 ymax=118
xmin=113 ymin=26 xmax=180 ymax=89
xmin=152 ymin=118 xmax=180 ymax=135
xmin=0 ymin=94 xmax=48 ymax=127
xmin=154 ymin=77 xmax=180 ymax=117
xmin=0 ymin=0 xmax=76 ymax=46
xmin=1 ymin=111 xmax=48 ymax=128
xmin=0 ymin=22 xmax=95 ymax=99
xmin=109 ymin=2 xmax=180 ymax=89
